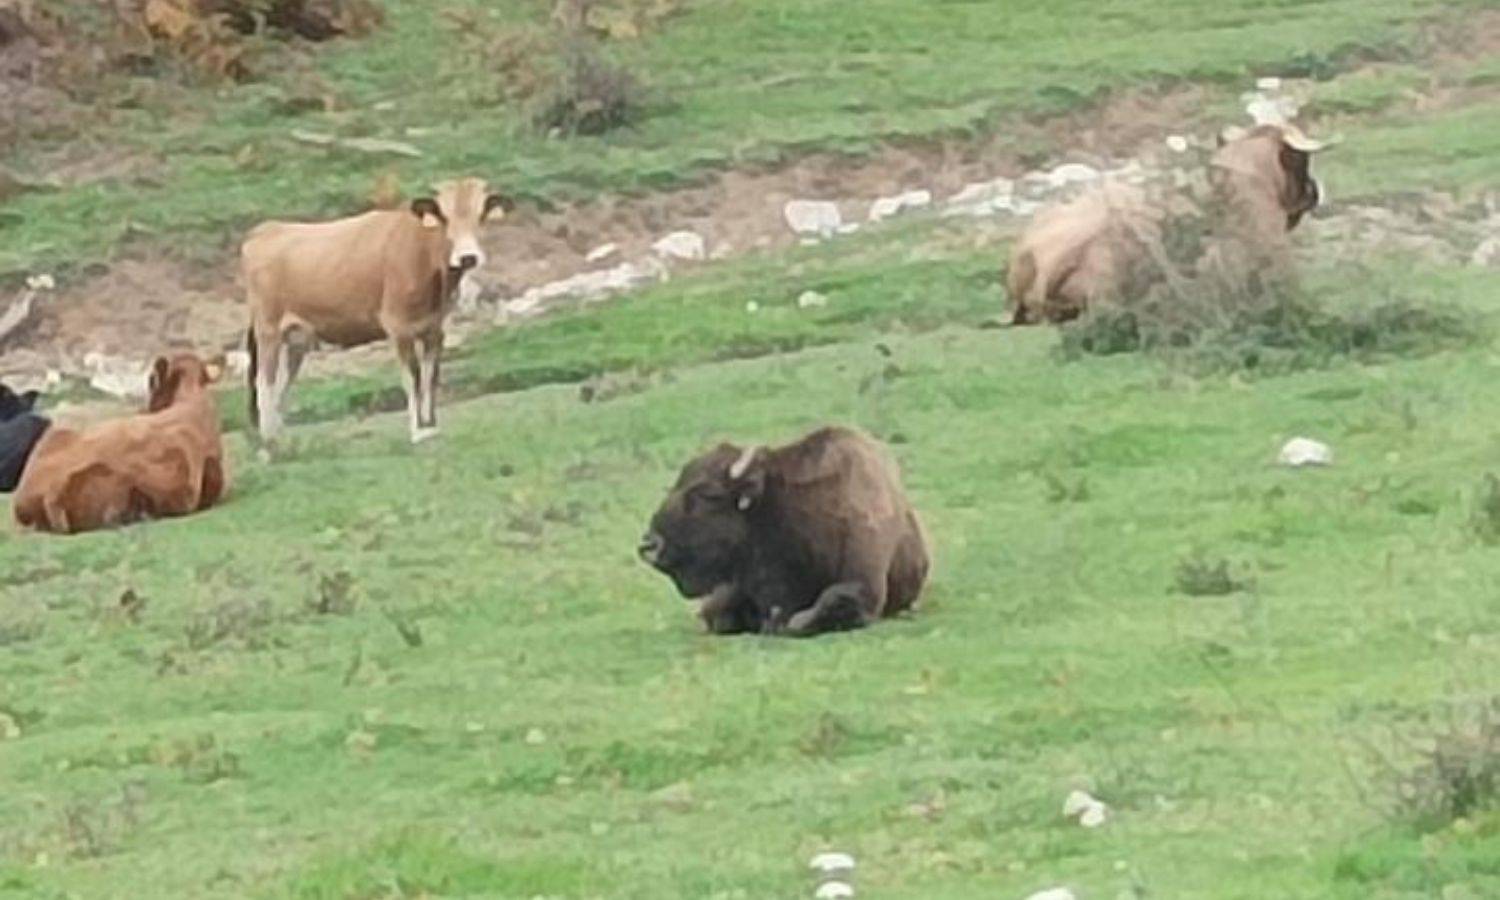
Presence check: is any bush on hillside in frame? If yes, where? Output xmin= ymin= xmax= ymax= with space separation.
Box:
xmin=1357 ymin=698 xmax=1500 ymax=829
xmin=1055 ymin=181 xmax=1474 ymax=375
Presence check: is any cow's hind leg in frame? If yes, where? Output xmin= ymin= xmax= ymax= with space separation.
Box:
xmin=253 ymin=325 xmax=285 ymax=440
xmin=269 ymin=324 xmax=312 ymax=434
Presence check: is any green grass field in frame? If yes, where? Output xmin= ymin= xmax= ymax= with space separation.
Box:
xmin=5 ymin=1 xmax=1500 ymax=898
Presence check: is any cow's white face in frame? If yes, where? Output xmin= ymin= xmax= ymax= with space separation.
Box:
xmin=410 ymin=177 xmax=513 ymax=273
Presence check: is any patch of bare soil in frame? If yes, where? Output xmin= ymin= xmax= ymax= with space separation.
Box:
xmin=4 ymin=84 xmax=1213 ymax=387
xmin=9 ymin=5 xmax=1499 ymax=395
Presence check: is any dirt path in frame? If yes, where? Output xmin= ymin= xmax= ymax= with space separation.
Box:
xmin=3 ymin=9 xmax=1497 ymax=401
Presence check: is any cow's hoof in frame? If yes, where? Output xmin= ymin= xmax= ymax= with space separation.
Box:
xmin=410 ymin=427 xmax=441 ymax=445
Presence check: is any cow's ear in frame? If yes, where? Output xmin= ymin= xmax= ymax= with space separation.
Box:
xmin=482 ymin=193 xmax=514 ymax=223
xmin=411 ymin=197 xmax=445 ymax=229
xmin=203 ymin=357 xmax=225 ymax=385
xmin=727 ymin=445 xmax=767 ymax=511
xmin=148 ymin=357 xmax=170 ymax=395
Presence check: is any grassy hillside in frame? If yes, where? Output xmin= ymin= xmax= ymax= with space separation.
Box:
xmin=4 ymin=267 xmax=1500 ymax=897
xmin=4 ymin=1 xmax=1500 ymax=898
xmin=0 ymin=0 xmax=1484 ymax=280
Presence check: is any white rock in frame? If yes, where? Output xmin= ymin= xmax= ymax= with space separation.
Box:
xmin=25 ymin=273 xmax=54 ymax=291
xmin=1080 ymin=802 xmax=1108 ymax=828
xmin=1256 ymin=76 xmax=1283 ymax=92
xmin=1278 ymin=437 xmax=1333 ymax=468
xmin=524 ymin=728 xmax=546 ymax=745
xmin=498 ymin=259 xmax=667 ymax=323
xmin=810 ymin=852 xmax=856 ymax=874
xmin=1062 ymin=790 xmax=1097 ymax=818
xmin=1025 ymin=890 xmax=1077 ymax=900
xmin=944 ymin=178 xmax=1017 ymax=218
xmin=815 ymin=883 xmax=855 ymax=900
xmin=0 ymin=288 xmax=37 ymax=347
xmin=1245 ymin=94 xmax=1300 ymax=126
xmin=797 ymin=291 xmax=829 ymax=310
xmin=456 ymin=273 xmax=485 ymax=312
xmin=1472 ymin=237 xmax=1500 ymax=268
xmin=585 ymin=242 xmax=620 ymax=264
xmin=85 ymin=355 xmax=148 ymax=400
xmin=1047 ymin=163 xmax=1102 ymax=188
xmin=224 ymin=350 xmax=251 ymax=378
xmin=1166 ymin=135 xmax=1190 ymax=153
xmin=745 ymin=301 xmax=760 ymax=314
xmin=837 ymin=223 xmax=861 ymax=236
xmin=652 ymin=230 xmax=706 ymax=261
xmin=784 ymin=200 xmax=843 ymax=238
xmin=868 ymin=189 xmax=933 ymax=223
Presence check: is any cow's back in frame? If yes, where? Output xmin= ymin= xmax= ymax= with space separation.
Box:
xmin=243 ymin=211 xmax=409 ymax=341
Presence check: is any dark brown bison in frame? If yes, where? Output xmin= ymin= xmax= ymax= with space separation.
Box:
xmin=0 ymin=382 xmax=47 ymax=494
xmin=639 ymin=426 xmax=931 ymax=638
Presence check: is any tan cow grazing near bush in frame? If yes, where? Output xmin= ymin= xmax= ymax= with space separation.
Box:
xmin=639 ymin=426 xmax=931 ymax=638
xmin=1005 ymin=123 xmax=1332 ymax=324
xmin=242 ymin=178 xmax=512 ymax=444
xmin=13 ymin=355 xmax=228 ymax=535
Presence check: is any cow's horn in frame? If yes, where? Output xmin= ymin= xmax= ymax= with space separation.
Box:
xmin=728 ymin=445 xmax=762 ymax=480
xmin=1281 ymin=124 xmax=1338 ymax=153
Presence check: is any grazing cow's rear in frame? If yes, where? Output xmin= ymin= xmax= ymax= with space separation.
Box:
xmin=13 ymin=355 xmax=228 ymax=535
xmin=243 ymin=178 xmax=512 ymax=444
xmin=1006 ymin=123 xmax=1331 ymax=324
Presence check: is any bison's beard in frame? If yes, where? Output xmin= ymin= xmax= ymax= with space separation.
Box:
xmin=664 ymin=567 xmax=727 ymax=601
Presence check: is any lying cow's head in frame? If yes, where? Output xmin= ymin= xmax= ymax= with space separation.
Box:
xmin=639 ymin=443 xmax=768 ymax=599
xmin=0 ymin=384 xmax=39 ymax=421
xmin=147 ymin=354 xmax=223 ymax=413
xmin=409 ymin=177 xmax=515 ymax=275
xmin=1214 ymin=124 xmax=1332 ymax=231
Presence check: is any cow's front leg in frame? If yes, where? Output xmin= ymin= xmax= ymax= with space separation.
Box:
xmin=391 ymin=336 xmax=432 ymax=444
xmin=417 ymin=331 xmax=442 ymax=432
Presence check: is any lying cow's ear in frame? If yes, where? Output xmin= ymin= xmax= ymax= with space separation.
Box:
xmin=203 ymin=360 xmax=225 ymax=385
xmin=148 ymin=357 xmax=170 ymax=396
xmin=482 ymin=193 xmax=514 ymax=222
xmin=410 ymin=197 xmax=445 ymax=229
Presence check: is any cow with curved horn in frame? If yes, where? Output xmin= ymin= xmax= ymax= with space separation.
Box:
xmin=639 ymin=426 xmax=931 ymax=638
xmin=242 ymin=177 xmax=514 ymax=444
xmin=1005 ymin=123 xmax=1335 ymax=324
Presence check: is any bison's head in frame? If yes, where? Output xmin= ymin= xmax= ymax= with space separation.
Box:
xmin=639 ymin=443 xmax=768 ymax=599
xmin=0 ymin=384 xmax=39 ymax=422
xmin=410 ymin=177 xmax=515 ymax=277
xmin=147 ymin=354 xmax=223 ymax=413
xmin=1213 ymin=124 xmax=1333 ymax=232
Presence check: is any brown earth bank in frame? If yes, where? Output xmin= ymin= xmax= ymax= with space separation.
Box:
xmin=2 ymin=8 xmax=1498 ymax=402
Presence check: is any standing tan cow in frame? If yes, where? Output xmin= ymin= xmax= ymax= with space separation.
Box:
xmin=1005 ymin=124 xmax=1332 ymax=324
xmin=242 ymin=178 xmax=512 ymax=443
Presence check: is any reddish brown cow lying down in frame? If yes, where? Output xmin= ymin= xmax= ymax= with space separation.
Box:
xmin=639 ymin=426 xmax=931 ymax=638
xmin=1006 ymin=123 xmax=1332 ymax=324
xmin=243 ymin=178 xmax=512 ymax=445
xmin=13 ymin=355 xmax=228 ymax=535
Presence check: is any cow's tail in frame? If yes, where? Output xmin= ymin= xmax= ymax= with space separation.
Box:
xmin=1004 ymin=249 xmax=1038 ymax=326
xmin=245 ymin=325 xmax=259 ymax=432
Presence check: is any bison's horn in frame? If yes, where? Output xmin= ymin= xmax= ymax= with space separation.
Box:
xmin=729 ymin=445 xmax=762 ymax=480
